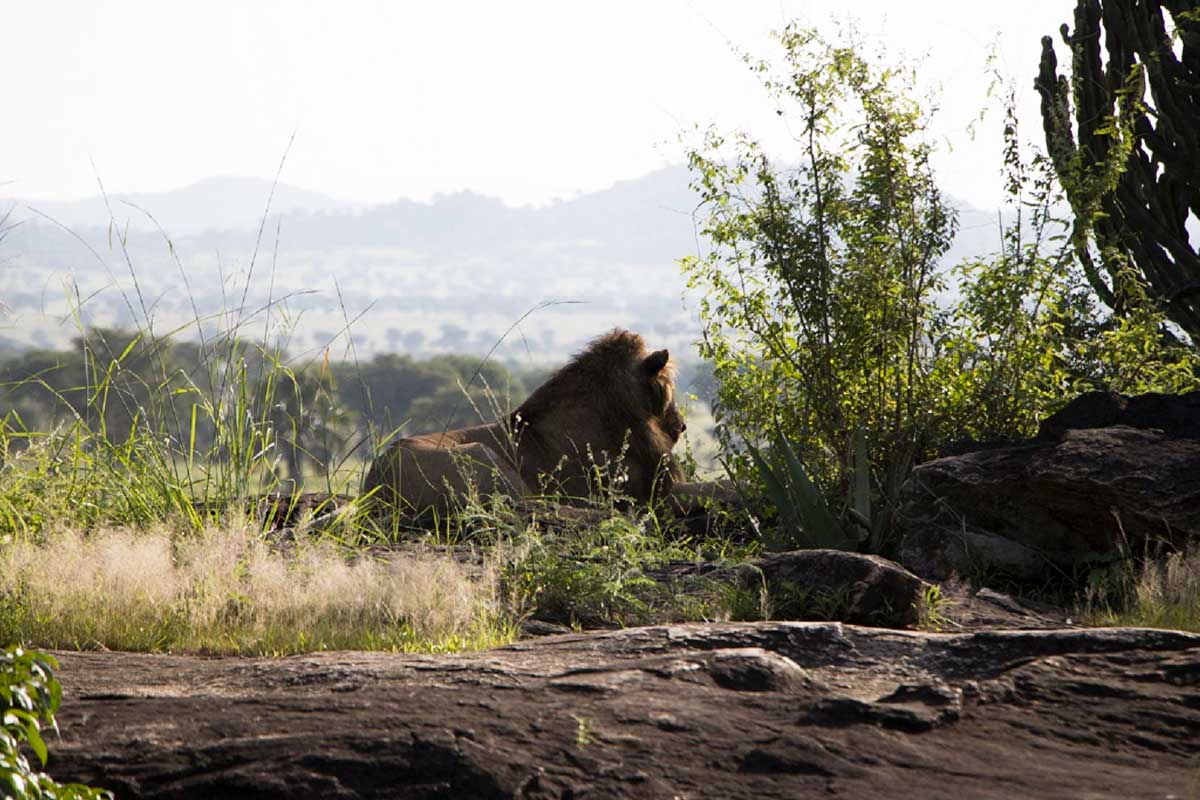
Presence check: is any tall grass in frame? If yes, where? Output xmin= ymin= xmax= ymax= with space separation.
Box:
xmin=0 ymin=176 xmax=526 ymax=654
xmin=0 ymin=333 xmax=355 ymax=534
xmin=0 ymin=520 xmax=513 ymax=654
xmin=1081 ymin=549 xmax=1200 ymax=633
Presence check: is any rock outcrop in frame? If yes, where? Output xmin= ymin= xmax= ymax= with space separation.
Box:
xmin=644 ymin=549 xmax=927 ymax=628
xmin=1036 ymin=389 xmax=1200 ymax=440
xmin=49 ymin=622 xmax=1200 ymax=799
xmin=898 ymin=391 xmax=1200 ymax=581
xmin=745 ymin=550 xmax=926 ymax=627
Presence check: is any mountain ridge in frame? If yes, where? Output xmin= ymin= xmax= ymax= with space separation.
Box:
xmin=4 ymin=176 xmax=345 ymax=236
xmin=5 ymin=165 xmax=1001 ymax=264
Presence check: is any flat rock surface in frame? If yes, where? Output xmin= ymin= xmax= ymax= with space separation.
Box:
xmin=49 ymin=622 xmax=1200 ymax=799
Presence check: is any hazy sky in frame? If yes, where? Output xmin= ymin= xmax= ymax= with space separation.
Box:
xmin=4 ymin=1 xmax=1072 ymax=209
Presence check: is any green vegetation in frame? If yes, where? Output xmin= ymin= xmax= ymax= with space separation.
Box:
xmin=505 ymin=511 xmax=752 ymax=629
xmin=1 ymin=646 xmax=111 ymax=799
xmin=915 ymin=584 xmax=949 ymax=632
xmin=682 ymin=27 xmax=961 ymax=511
xmin=1081 ymin=549 xmax=1200 ymax=633
xmin=682 ymin=25 xmax=1198 ymax=559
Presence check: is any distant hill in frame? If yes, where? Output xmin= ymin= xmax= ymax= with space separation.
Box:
xmin=4 ymin=166 xmax=1007 ymax=267
xmin=3 ymin=177 xmax=345 ymax=236
xmin=0 ymin=166 xmax=1015 ymax=360
xmin=249 ymin=165 xmax=702 ymax=264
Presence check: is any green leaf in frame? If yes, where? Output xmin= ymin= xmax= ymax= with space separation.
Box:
xmin=744 ymin=440 xmax=794 ymax=527
xmin=757 ymin=427 xmax=851 ymax=550
xmin=851 ymin=428 xmax=871 ymax=528
xmin=26 ymin=719 xmax=48 ymax=766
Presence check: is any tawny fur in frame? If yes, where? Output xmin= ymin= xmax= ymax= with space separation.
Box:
xmin=362 ymin=329 xmax=684 ymax=516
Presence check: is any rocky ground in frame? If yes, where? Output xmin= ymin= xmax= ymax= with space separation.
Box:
xmin=49 ymin=619 xmax=1199 ymax=799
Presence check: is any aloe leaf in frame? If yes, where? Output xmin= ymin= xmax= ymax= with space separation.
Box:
xmin=773 ymin=428 xmax=847 ymax=549
xmin=851 ymin=428 xmax=871 ymax=524
xmin=744 ymin=440 xmax=797 ymax=529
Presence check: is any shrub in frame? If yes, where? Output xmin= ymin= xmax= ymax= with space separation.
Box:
xmin=1 ymin=645 xmax=111 ymax=799
xmin=683 ymin=28 xmax=1199 ymax=552
xmin=682 ymin=26 xmax=959 ymax=511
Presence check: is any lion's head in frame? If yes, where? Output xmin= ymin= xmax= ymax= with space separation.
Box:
xmin=508 ymin=328 xmax=683 ymax=501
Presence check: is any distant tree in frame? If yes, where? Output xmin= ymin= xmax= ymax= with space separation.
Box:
xmin=268 ymin=362 xmax=349 ymax=485
xmin=435 ymin=323 xmax=469 ymax=351
xmin=1036 ymin=0 xmax=1200 ymax=342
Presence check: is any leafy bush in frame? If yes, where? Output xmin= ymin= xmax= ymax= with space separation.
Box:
xmin=1 ymin=646 xmax=111 ymax=799
xmin=683 ymin=27 xmax=1199 ymax=552
xmin=939 ymin=91 xmax=1199 ymax=443
xmin=682 ymin=26 xmax=959 ymax=512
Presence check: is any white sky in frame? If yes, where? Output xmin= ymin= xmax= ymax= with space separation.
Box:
xmin=3 ymin=1 xmax=1072 ymax=209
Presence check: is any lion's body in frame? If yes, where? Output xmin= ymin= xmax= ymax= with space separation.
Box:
xmin=363 ymin=330 xmax=685 ymax=516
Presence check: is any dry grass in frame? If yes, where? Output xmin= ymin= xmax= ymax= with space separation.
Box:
xmin=0 ymin=521 xmax=516 ymax=655
xmin=1081 ymin=549 xmax=1200 ymax=633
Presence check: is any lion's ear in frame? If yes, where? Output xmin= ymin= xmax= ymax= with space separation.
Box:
xmin=643 ymin=349 xmax=670 ymax=374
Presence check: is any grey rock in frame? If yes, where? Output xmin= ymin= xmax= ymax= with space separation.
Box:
xmin=897 ymin=426 xmax=1200 ymax=580
xmin=747 ymin=549 xmax=925 ymax=627
xmin=49 ymin=622 xmax=1200 ymax=799
xmin=1038 ymin=389 xmax=1200 ymax=440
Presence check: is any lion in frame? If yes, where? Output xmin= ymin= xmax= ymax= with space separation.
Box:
xmin=362 ymin=329 xmax=689 ymax=517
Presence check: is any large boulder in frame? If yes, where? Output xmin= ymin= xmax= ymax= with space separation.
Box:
xmin=897 ymin=391 xmax=1200 ymax=581
xmin=645 ymin=550 xmax=926 ymax=628
xmin=1037 ymin=389 xmax=1200 ymax=440
xmin=746 ymin=550 xmax=925 ymax=627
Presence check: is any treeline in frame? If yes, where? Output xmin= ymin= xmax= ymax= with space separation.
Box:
xmin=0 ymin=328 xmax=545 ymax=480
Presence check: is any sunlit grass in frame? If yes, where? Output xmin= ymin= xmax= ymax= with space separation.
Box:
xmin=1080 ymin=549 xmax=1200 ymax=633
xmin=0 ymin=520 xmax=516 ymax=655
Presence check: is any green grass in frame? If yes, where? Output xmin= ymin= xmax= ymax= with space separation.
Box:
xmin=1080 ymin=549 xmax=1200 ymax=633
